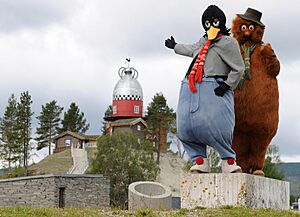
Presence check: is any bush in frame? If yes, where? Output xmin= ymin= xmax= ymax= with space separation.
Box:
xmin=264 ymin=156 xmax=284 ymax=180
xmin=0 ymin=167 xmax=31 ymax=179
xmin=89 ymin=132 xmax=159 ymax=208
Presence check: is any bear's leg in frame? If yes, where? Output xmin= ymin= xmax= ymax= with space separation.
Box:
xmin=232 ymin=132 xmax=251 ymax=173
xmin=249 ymin=134 xmax=273 ymax=176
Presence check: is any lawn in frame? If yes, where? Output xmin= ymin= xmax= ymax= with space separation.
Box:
xmin=85 ymin=147 xmax=97 ymax=172
xmin=29 ymin=149 xmax=72 ymax=175
xmin=0 ymin=207 xmax=299 ymax=217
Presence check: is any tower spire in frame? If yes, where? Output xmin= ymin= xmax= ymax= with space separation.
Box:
xmin=105 ymin=60 xmax=143 ymax=121
xmin=125 ymin=58 xmax=131 ymax=68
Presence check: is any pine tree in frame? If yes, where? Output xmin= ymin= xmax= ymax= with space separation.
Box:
xmin=0 ymin=94 xmax=21 ymax=168
xmin=264 ymin=145 xmax=284 ymax=180
xmin=101 ymin=105 xmax=112 ymax=135
xmin=36 ymin=100 xmax=63 ymax=155
xmin=15 ymin=91 xmax=34 ymax=175
xmin=146 ymin=93 xmax=175 ymax=163
xmin=60 ymin=102 xmax=90 ymax=133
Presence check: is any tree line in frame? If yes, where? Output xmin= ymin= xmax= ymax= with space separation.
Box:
xmin=0 ymin=91 xmax=90 ymax=174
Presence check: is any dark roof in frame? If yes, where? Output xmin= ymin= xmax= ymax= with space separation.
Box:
xmin=104 ymin=115 xmax=146 ymax=121
xmin=78 ymin=133 xmax=100 ymax=141
xmin=52 ymin=131 xmax=100 ymax=141
xmin=108 ymin=117 xmax=147 ymax=127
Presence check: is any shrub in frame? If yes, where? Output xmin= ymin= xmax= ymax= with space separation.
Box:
xmin=89 ymin=132 xmax=159 ymax=208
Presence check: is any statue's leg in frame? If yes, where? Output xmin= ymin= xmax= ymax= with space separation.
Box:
xmin=249 ymin=134 xmax=272 ymax=176
xmin=180 ymin=140 xmax=207 ymax=161
xmin=232 ymin=132 xmax=251 ymax=173
xmin=199 ymin=79 xmax=236 ymax=161
xmin=177 ymin=78 xmax=208 ymax=162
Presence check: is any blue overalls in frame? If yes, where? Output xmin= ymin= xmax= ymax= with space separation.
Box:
xmin=177 ymin=77 xmax=236 ymax=162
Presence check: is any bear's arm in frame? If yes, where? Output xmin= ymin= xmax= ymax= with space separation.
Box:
xmin=261 ymin=43 xmax=280 ymax=77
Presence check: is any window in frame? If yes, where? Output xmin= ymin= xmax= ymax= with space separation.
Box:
xmin=134 ymin=105 xmax=139 ymax=114
xmin=137 ymin=125 xmax=141 ymax=131
xmin=113 ymin=105 xmax=117 ymax=114
xmin=65 ymin=139 xmax=71 ymax=146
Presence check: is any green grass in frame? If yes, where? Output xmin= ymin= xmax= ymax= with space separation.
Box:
xmin=85 ymin=147 xmax=97 ymax=172
xmin=0 ymin=167 xmax=28 ymax=179
xmin=0 ymin=207 xmax=298 ymax=217
xmin=0 ymin=149 xmax=72 ymax=179
xmin=28 ymin=149 xmax=72 ymax=175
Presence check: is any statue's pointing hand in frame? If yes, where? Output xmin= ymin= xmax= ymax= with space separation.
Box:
xmin=165 ymin=36 xmax=177 ymax=49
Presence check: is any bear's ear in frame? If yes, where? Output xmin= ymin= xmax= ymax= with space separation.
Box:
xmin=251 ymin=24 xmax=265 ymax=44
xmin=231 ymin=16 xmax=247 ymax=44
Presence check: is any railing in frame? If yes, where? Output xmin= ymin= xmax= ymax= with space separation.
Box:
xmin=82 ymin=147 xmax=89 ymax=173
xmin=67 ymin=145 xmax=76 ymax=174
xmin=68 ymin=143 xmax=89 ymax=174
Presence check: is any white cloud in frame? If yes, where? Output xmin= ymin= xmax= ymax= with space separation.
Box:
xmin=281 ymin=155 xmax=300 ymax=163
xmin=0 ymin=0 xmax=80 ymax=32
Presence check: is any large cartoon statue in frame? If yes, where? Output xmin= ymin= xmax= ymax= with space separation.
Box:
xmin=165 ymin=5 xmax=245 ymax=173
xmin=231 ymin=8 xmax=280 ymax=176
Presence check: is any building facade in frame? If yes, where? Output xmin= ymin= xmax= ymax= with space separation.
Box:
xmin=53 ymin=131 xmax=99 ymax=153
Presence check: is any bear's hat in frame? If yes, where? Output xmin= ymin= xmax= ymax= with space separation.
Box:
xmin=237 ymin=8 xmax=265 ymax=27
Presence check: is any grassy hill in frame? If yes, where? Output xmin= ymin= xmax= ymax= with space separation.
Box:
xmin=0 ymin=149 xmax=72 ymax=179
xmin=0 ymin=149 xmax=73 ymax=180
xmin=277 ymin=163 xmax=300 ymax=196
xmin=0 ymin=168 xmax=7 ymax=175
xmin=86 ymin=147 xmax=97 ymax=172
xmin=29 ymin=149 xmax=72 ymax=175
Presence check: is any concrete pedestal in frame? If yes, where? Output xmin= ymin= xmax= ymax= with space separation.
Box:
xmin=128 ymin=181 xmax=172 ymax=210
xmin=181 ymin=173 xmax=289 ymax=210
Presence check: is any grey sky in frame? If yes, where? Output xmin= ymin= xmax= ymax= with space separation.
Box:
xmin=0 ymin=0 xmax=299 ymax=160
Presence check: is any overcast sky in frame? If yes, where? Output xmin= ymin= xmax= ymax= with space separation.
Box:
xmin=0 ymin=0 xmax=299 ymax=161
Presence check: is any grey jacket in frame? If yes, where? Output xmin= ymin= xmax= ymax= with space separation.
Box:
xmin=174 ymin=35 xmax=245 ymax=89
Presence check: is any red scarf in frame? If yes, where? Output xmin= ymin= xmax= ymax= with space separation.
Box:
xmin=188 ymin=34 xmax=222 ymax=92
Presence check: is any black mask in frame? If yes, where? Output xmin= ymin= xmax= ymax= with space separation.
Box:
xmin=202 ymin=5 xmax=229 ymax=36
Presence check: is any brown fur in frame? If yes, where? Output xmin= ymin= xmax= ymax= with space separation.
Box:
xmin=231 ymin=16 xmax=280 ymax=173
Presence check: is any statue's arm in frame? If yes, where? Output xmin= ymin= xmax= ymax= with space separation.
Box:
xmin=174 ymin=41 xmax=201 ymax=58
xmin=261 ymin=43 xmax=280 ymax=77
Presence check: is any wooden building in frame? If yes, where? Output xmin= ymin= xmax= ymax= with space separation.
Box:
xmin=105 ymin=118 xmax=147 ymax=139
xmin=52 ymin=131 xmax=99 ymax=153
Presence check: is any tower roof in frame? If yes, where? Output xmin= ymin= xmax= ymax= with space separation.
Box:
xmin=113 ymin=67 xmax=143 ymax=101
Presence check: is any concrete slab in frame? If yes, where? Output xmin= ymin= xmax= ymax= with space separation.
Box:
xmin=181 ymin=173 xmax=289 ymax=210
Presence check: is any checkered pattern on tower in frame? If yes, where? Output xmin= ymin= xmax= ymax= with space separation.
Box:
xmin=113 ymin=94 xmax=143 ymax=101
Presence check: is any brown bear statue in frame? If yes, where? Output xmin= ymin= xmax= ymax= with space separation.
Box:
xmin=231 ymin=8 xmax=280 ymax=176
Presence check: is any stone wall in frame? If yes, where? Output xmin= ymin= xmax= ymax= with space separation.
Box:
xmin=0 ymin=174 xmax=109 ymax=208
